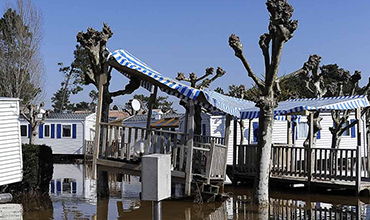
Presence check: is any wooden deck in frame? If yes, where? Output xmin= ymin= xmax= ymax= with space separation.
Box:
xmin=85 ymin=123 xmax=229 ymax=196
xmin=232 ymin=144 xmax=370 ymax=193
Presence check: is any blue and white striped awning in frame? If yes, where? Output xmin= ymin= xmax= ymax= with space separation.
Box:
xmin=240 ymin=95 xmax=370 ymax=119
xmin=110 ymin=49 xmax=255 ymax=118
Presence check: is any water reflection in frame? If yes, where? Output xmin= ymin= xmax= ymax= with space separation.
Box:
xmin=18 ymin=163 xmax=370 ymax=219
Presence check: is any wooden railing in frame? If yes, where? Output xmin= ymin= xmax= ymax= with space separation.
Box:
xmin=192 ymin=140 xmax=228 ymax=183
xmin=85 ymin=123 xmax=228 ymax=176
xmin=90 ymin=123 xmax=187 ymax=172
xmin=312 ymin=148 xmax=358 ymax=182
xmin=194 ymin=134 xmax=225 ymax=145
xmin=236 ymin=144 xmax=258 ymax=175
xmin=235 ymin=144 xmax=364 ymax=187
xmin=271 ymin=144 xmax=308 ymax=178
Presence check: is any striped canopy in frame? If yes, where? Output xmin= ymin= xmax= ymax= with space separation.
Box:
xmin=240 ymin=95 xmax=370 ymax=119
xmin=109 ymin=49 xmax=255 ymax=118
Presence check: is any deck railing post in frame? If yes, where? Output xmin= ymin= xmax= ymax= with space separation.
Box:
xmin=145 ymin=86 xmax=158 ymax=155
xmin=356 ymin=145 xmax=361 ymax=195
xmin=185 ymin=101 xmax=194 ymax=196
xmin=356 ymin=108 xmax=362 ymax=195
xmin=221 ymin=114 xmax=231 ymax=192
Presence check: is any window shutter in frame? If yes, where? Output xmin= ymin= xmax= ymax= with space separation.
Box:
xmin=72 ymin=181 xmax=77 ymax=194
xmin=39 ymin=124 xmax=43 ymax=138
xmin=57 ymin=124 xmax=61 ymax=139
xmin=51 ymin=124 xmax=55 ymax=139
xmin=317 ymin=130 xmax=321 ymax=139
xmin=253 ymin=122 xmax=258 ymax=143
xmin=56 ymin=180 xmax=61 ymax=192
xmin=51 ymin=180 xmax=55 ymax=194
xmin=350 ymin=119 xmax=356 ymax=138
xmin=72 ymin=124 xmax=77 ymax=139
xmin=28 ymin=124 xmax=30 ymax=138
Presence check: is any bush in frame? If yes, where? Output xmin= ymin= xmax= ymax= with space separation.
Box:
xmin=4 ymin=144 xmax=53 ymax=194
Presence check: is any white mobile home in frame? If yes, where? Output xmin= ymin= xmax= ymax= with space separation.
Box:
xmin=0 ymin=98 xmax=23 ymax=186
xmin=20 ymin=112 xmax=96 ymax=155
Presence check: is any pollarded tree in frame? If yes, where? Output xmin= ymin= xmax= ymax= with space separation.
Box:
xmin=76 ymin=24 xmax=142 ymax=123
xmin=229 ymin=0 xmax=298 ymax=205
xmin=176 ymin=67 xmax=226 ymax=135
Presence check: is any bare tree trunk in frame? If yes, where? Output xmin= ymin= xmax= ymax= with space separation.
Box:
xmin=253 ymin=98 xmax=274 ymax=206
xmin=239 ymin=119 xmax=244 ymax=146
xmin=29 ymin=125 xmax=35 ymax=145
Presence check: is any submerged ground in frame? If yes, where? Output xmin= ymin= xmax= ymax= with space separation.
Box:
xmin=3 ymin=163 xmax=370 ymax=220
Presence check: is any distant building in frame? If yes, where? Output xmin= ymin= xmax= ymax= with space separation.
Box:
xmin=122 ymin=110 xmax=184 ymax=131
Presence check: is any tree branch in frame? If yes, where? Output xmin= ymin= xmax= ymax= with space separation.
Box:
xmin=259 ymin=33 xmax=271 ymax=74
xmin=195 ymin=67 xmax=214 ymax=83
xmin=20 ymin=110 xmax=30 ymax=122
xmin=176 ymin=72 xmax=191 ymax=82
xmin=110 ymin=77 xmax=140 ymax=97
xmin=197 ymin=67 xmax=226 ymax=89
xmin=339 ymin=119 xmax=358 ymax=136
xmin=229 ymin=34 xmax=265 ymax=91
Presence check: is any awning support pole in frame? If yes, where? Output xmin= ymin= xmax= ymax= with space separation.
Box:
xmin=222 ymin=114 xmax=231 ymax=192
xmin=145 ymin=86 xmax=158 ymax=154
xmin=92 ymin=72 xmax=107 ymax=180
xmin=185 ymin=100 xmax=194 ymax=196
xmin=233 ymin=119 xmax=238 ymax=186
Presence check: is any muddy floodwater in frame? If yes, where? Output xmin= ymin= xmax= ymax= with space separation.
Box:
xmin=3 ymin=163 xmax=370 ymax=219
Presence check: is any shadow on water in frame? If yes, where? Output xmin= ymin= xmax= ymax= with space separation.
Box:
xmin=11 ymin=163 xmax=370 ymax=219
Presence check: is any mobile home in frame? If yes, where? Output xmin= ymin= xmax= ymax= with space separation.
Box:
xmin=0 ymin=98 xmax=23 ymax=186
xmin=20 ymin=112 xmax=96 ymax=155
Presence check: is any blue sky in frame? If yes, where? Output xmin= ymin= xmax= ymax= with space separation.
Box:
xmin=2 ymin=0 xmax=370 ymax=112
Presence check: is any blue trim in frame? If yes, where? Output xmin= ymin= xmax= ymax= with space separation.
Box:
xmin=72 ymin=124 xmax=77 ymax=139
xmin=72 ymin=181 xmax=77 ymax=194
xmin=317 ymin=130 xmax=321 ymax=139
xmin=253 ymin=122 xmax=258 ymax=143
xmin=50 ymin=180 xmax=55 ymax=194
xmin=57 ymin=124 xmax=61 ymax=139
xmin=56 ymin=180 xmax=61 ymax=192
xmin=51 ymin=124 xmax=55 ymax=139
xmin=39 ymin=124 xmax=43 ymax=138
xmin=350 ymin=119 xmax=356 ymax=138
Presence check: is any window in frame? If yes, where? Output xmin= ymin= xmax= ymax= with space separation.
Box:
xmin=20 ymin=125 xmax=27 ymax=137
xmin=62 ymin=125 xmax=71 ymax=137
xmin=44 ymin=125 xmax=50 ymax=137
xmin=243 ymin=128 xmax=249 ymax=141
xmin=341 ymin=121 xmax=350 ymax=136
xmin=298 ymin=122 xmax=308 ymax=139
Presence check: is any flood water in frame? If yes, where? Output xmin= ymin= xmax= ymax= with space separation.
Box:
xmin=3 ymin=163 xmax=370 ymax=219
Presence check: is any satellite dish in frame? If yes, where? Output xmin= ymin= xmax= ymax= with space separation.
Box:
xmin=131 ymin=99 xmax=141 ymax=111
